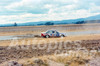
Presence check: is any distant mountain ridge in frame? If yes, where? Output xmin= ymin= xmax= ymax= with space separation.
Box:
xmin=85 ymin=14 xmax=100 ymax=20
xmin=0 ymin=14 xmax=100 ymax=27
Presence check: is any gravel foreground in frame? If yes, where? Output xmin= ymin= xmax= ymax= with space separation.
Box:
xmin=0 ymin=39 xmax=100 ymax=65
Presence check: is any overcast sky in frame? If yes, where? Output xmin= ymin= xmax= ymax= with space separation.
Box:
xmin=0 ymin=0 xmax=100 ymax=24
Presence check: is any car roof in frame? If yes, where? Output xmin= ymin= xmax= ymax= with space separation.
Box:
xmin=47 ymin=30 xmax=57 ymax=31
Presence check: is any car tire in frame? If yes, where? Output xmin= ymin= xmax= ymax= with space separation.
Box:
xmin=60 ymin=35 xmax=65 ymax=38
xmin=45 ymin=35 xmax=50 ymax=38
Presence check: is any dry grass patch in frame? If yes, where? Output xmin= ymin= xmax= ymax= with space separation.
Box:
xmin=48 ymin=51 xmax=92 ymax=66
xmin=23 ymin=56 xmax=49 ymax=66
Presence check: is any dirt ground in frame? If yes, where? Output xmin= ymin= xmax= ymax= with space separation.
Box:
xmin=0 ymin=23 xmax=100 ymax=36
xmin=0 ymin=34 xmax=100 ymax=46
xmin=0 ymin=38 xmax=100 ymax=66
xmin=0 ymin=23 xmax=100 ymax=66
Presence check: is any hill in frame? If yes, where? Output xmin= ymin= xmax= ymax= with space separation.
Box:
xmin=0 ymin=14 xmax=100 ymax=27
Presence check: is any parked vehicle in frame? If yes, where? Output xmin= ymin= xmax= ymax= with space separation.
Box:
xmin=41 ymin=30 xmax=66 ymax=38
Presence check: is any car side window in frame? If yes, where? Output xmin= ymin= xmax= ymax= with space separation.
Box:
xmin=46 ymin=30 xmax=52 ymax=34
xmin=56 ymin=31 xmax=59 ymax=34
xmin=52 ymin=31 xmax=55 ymax=33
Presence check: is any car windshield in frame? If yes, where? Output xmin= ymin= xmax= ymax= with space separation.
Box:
xmin=46 ymin=30 xmax=56 ymax=34
xmin=46 ymin=31 xmax=50 ymax=33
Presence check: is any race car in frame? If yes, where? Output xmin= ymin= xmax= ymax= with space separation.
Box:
xmin=41 ymin=30 xmax=66 ymax=38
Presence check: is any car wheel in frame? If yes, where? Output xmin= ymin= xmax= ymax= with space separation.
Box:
xmin=60 ymin=35 xmax=65 ymax=38
xmin=45 ymin=35 xmax=50 ymax=38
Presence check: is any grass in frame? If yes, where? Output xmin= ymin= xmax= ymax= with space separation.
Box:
xmin=22 ymin=56 xmax=49 ymax=66
xmin=48 ymin=51 xmax=91 ymax=66
xmin=0 ymin=48 xmax=100 ymax=66
xmin=20 ymin=51 xmax=100 ymax=66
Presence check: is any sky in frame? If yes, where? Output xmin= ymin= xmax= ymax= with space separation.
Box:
xmin=0 ymin=0 xmax=100 ymax=24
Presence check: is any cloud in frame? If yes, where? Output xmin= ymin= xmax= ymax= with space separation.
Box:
xmin=89 ymin=3 xmax=100 ymax=13
xmin=5 ymin=0 xmax=49 ymax=14
xmin=4 ymin=0 xmax=79 ymax=14
xmin=0 ymin=0 xmax=21 ymax=6
xmin=0 ymin=0 xmax=100 ymax=24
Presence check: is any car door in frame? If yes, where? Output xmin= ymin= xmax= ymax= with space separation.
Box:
xmin=51 ymin=30 xmax=56 ymax=37
xmin=46 ymin=30 xmax=52 ymax=37
xmin=56 ymin=31 xmax=60 ymax=37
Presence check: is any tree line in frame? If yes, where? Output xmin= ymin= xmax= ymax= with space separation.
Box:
xmin=0 ymin=21 xmax=86 ymax=27
xmin=13 ymin=21 xmax=86 ymax=27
